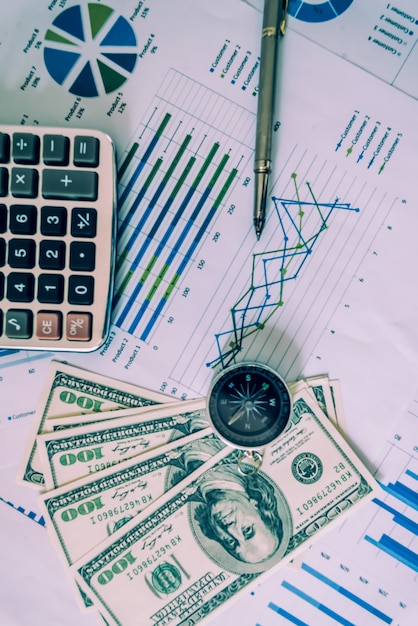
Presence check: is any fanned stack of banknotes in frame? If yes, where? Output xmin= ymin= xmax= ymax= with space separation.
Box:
xmin=16 ymin=361 xmax=378 ymax=626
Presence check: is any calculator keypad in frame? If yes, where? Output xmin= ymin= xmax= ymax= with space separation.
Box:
xmin=0 ymin=125 xmax=116 ymax=351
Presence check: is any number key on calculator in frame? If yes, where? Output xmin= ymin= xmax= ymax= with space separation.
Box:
xmin=0 ymin=125 xmax=116 ymax=351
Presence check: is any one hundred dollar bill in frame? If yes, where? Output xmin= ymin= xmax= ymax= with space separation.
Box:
xmin=39 ymin=430 xmax=224 ymax=611
xmin=39 ymin=430 xmax=224 ymax=568
xmin=17 ymin=361 xmax=171 ymax=489
xmin=36 ymin=400 xmax=209 ymax=490
xmin=70 ymin=386 xmax=379 ymax=626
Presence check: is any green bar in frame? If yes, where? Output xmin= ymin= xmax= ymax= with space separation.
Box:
xmin=163 ymin=272 xmax=181 ymax=299
xmin=157 ymin=113 xmax=172 ymax=137
xmin=191 ymin=142 xmax=220 ymax=189
xmin=162 ymin=134 xmax=192 ymax=183
xmin=116 ymin=269 xmax=134 ymax=298
xmin=118 ymin=142 xmax=139 ymax=181
xmin=131 ymin=156 xmax=197 ymax=299
xmin=145 ymin=263 xmax=170 ymax=300
xmin=207 ymin=153 xmax=230 ymax=190
xmin=214 ymin=167 xmax=238 ymax=208
xmin=139 ymin=255 xmax=159 ymax=286
xmin=144 ymin=157 xmax=163 ymax=190
xmin=170 ymin=156 xmax=196 ymax=199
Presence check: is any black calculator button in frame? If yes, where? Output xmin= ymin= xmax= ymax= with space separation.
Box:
xmin=39 ymin=240 xmax=66 ymax=270
xmin=68 ymin=275 xmax=94 ymax=305
xmin=11 ymin=167 xmax=39 ymax=198
xmin=0 ymin=205 xmax=6 ymax=233
xmin=74 ymin=136 xmax=99 ymax=167
xmin=8 ymin=239 xmax=36 ymax=268
xmin=5 ymin=309 xmax=33 ymax=339
xmin=7 ymin=272 xmax=35 ymax=302
xmin=70 ymin=241 xmax=95 ymax=271
xmin=12 ymin=133 xmax=40 ymax=165
xmin=0 ymin=272 xmax=4 ymax=299
xmin=0 ymin=133 xmax=10 ymax=163
xmin=10 ymin=205 xmax=37 ymax=235
xmin=71 ymin=207 xmax=97 ymax=238
xmin=38 ymin=274 xmax=64 ymax=304
xmin=42 ymin=169 xmax=98 ymax=201
xmin=41 ymin=206 xmax=67 ymax=236
xmin=0 ymin=238 xmax=5 ymax=266
xmin=0 ymin=168 xmax=8 ymax=196
xmin=43 ymin=135 xmax=70 ymax=166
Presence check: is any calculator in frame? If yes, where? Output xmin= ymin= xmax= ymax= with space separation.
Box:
xmin=0 ymin=124 xmax=117 ymax=351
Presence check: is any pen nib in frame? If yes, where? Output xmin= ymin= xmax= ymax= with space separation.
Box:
xmin=253 ymin=170 xmax=269 ymax=240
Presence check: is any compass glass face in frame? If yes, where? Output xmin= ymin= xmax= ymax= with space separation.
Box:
xmin=207 ymin=363 xmax=292 ymax=449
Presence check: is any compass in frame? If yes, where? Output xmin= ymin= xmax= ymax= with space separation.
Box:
xmin=207 ymin=362 xmax=292 ymax=450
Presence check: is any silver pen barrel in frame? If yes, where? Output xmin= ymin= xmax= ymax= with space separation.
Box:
xmin=253 ymin=0 xmax=286 ymax=238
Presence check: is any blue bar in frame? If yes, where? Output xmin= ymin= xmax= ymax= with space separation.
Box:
xmin=113 ymin=156 xmax=195 ymax=315
xmin=138 ymin=165 xmax=237 ymax=340
xmin=406 ymin=469 xmax=418 ymax=481
xmin=365 ymin=534 xmax=418 ymax=572
xmin=268 ymin=602 xmax=309 ymax=625
xmin=301 ymin=563 xmax=392 ymax=623
xmin=131 ymin=178 xmax=216 ymax=336
xmin=117 ymin=159 xmax=162 ymax=244
xmin=380 ymin=480 xmax=418 ymax=511
xmin=114 ymin=181 xmax=199 ymax=328
xmin=281 ymin=580 xmax=356 ymax=626
xmin=373 ymin=498 xmax=418 ymax=535
xmin=118 ymin=116 xmax=170 ymax=209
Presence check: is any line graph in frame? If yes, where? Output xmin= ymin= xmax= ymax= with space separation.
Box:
xmin=209 ymin=172 xmax=359 ymax=368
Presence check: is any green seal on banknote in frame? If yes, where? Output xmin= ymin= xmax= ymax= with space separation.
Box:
xmin=152 ymin=562 xmax=182 ymax=595
xmin=291 ymin=452 xmax=323 ymax=484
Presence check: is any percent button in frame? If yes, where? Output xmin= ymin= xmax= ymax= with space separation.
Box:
xmin=66 ymin=312 xmax=92 ymax=341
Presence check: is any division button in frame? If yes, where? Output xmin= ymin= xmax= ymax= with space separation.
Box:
xmin=12 ymin=133 xmax=40 ymax=164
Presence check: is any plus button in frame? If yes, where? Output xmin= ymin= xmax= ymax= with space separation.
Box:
xmin=60 ymin=174 xmax=73 ymax=187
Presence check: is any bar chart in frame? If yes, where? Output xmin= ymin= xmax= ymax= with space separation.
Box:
xmin=112 ymin=69 xmax=254 ymax=345
xmin=320 ymin=395 xmax=418 ymax=597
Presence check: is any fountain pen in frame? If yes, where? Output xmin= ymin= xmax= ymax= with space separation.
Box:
xmin=253 ymin=0 xmax=287 ymax=239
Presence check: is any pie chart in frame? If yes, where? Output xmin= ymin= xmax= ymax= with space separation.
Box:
xmin=43 ymin=3 xmax=138 ymax=97
xmin=288 ymin=0 xmax=355 ymax=22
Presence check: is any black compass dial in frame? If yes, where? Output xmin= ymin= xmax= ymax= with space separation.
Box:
xmin=207 ymin=362 xmax=292 ymax=450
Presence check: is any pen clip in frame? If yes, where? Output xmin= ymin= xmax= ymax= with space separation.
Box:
xmin=280 ymin=0 xmax=288 ymax=36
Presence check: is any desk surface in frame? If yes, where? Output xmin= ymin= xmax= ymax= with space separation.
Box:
xmin=1 ymin=1 xmax=417 ymax=625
